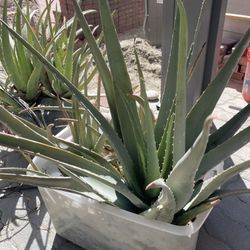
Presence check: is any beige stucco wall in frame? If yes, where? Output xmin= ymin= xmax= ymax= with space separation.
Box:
xmin=223 ymin=0 xmax=250 ymax=41
xmin=226 ymin=0 xmax=250 ymax=16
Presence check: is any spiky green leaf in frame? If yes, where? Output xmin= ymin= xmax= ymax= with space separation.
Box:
xmin=166 ymin=116 xmax=213 ymax=211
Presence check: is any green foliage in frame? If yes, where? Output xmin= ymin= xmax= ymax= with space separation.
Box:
xmin=0 ymin=0 xmax=97 ymax=105
xmin=0 ymin=0 xmax=249 ymax=226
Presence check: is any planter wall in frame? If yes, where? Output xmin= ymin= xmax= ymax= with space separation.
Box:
xmin=31 ymin=127 xmax=212 ymax=250
xmin=59 ymin=0 xmax=145 ymax=34
xmin=39 ymin=187 xmax=210 ymax=250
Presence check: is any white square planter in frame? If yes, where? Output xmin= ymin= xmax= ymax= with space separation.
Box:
xmin=39 ymin=186 xmax=210 ymax=250
xmin=31 ymin=127 xmax=211 ymax=249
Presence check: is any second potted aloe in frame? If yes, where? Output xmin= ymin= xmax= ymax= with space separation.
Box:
xmin=0 ymin=0 xmax=250 ymax=249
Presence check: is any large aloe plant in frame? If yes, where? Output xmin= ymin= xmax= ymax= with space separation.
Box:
xmin=0 ymin=0 xmax=249 ymax=225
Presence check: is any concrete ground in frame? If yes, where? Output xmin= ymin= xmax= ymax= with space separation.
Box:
xmin=0 ymin=79 xmax=249 ymax=249
xmin=196 ymin=80 xmax=250 ymax=250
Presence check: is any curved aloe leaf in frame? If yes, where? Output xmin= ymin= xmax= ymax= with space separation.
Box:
xmin=159 ymin=113 xmax=175 ymax=179
xmin=142 ymin=179 xmax=176 ymax=222
xmin=189 ymin=160 xmax=250 ymax=208
xmin=172 ymin=0 xmax=188 ymax=165
xmin=187 ymin=0 xmax=207 ymax=71
xmin=64 ymin=17 xmax=78 ymax=81
xmin=55 ymin=139 xmax=119 ymax=176
xmin=97 ymin=0 xmax=148 ymax=189
xmin=0 ymin=173 xmax=78 ymax=190
xmin=197 ymin=125 xmax=250 ymax=179
xmin=186 ymin=28 xmax=250 ymax=149
xmin=13 ymin=0 xmax=42 ymax=51
xmin=134 ymin=44 xmax=160 ymax=192
xmin=1 ymin=0 xmax=26 ymax=90
xmin=209 ymin=189 xmax=250 ymax=202
xmin=36 ymin=154 xmax=148 ymax=209
xmin=0 ymin=131 xmax=148 ymax=209
xmin=15 ymin=0 xmax=33 ymax=84
xmin=72 ymin=0 xmax=121 ymax=136
xmin=166 ymin=116 xmax=213 ymax=211
xmin=155 ymin=5 xmax=179 ymax=147
xmin=26 ymin=62 xmax=43 ymax=100
xmin=174 ymin=199 xmax=219 ymax=225
xmin=207 ymin=104 xmax=250 ymax=151
xmin=0 ymin=132 xmax=115 ymax=177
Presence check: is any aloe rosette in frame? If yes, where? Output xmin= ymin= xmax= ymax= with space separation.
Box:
xmin=0 ymin=0 xmax=249 ymax=225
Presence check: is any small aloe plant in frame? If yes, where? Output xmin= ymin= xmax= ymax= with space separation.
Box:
xmin=0 ymin=0 xmax=249 ymax=226
xmin=0 ymin=0 xmax=97 ymax=106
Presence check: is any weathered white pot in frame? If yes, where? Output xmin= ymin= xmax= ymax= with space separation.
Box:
xmin=33 ymin=127 xmax=211 ymax=250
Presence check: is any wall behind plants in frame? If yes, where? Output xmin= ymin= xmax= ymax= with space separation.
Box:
xmin=227 ymin=0 xmax=250 ymax=16
xmin=223 ymin=0 xmax=250 ymax=41
xmin=59 ymin=0 xmax=145 ymax=34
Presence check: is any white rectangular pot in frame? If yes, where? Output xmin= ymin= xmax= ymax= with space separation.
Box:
xmin=32 ymin=127 xmax=211 ymax=250
xmin=39 ymin=186 xmax=210 ymax=250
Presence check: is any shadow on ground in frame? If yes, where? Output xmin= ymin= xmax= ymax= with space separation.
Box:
xmin=197 ymin=157 xmax=250 ymax=250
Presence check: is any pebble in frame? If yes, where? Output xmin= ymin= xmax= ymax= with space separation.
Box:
xmin=146 ymin=90 xmax=159 ymax=101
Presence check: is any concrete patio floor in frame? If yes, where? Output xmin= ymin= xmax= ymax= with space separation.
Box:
xmin=0 ymin=79 xmax=249 ymax=249
xmin=196 ymin=80 xmax=250 ymax=250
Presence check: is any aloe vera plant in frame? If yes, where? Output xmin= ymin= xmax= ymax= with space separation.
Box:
xmin=0 ymin=0 xmax=97 ymax=106
xmin=0 ymin=0 xmax=249 ymax=227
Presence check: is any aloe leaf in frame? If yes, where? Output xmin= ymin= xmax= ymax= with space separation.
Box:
xmin=56 ymin=138 xmax=119 ymax=176
xmin=187 ymin=0 xmax=207 ymax=71
xmin=142 ymin=180 xmax=176 ymax=222
xmin=98 ymin=0 xmax=148 ymax=178
xmin=155 ymin=7 xmax=179 ymax=147
xmin=197 ymin=125 xmax=250 ymax=179
xmin=34 ymin=0 xmax=53 ymax=36
xmin=187 ymin=42 xmax=206 ymax=83
xmin=134 ymin=45 xmax=160 ymax=196
xmin=166 ymin=116 xmax=213 ymax=212
xmin=186 ymin=28 xmax=250 ymax=149
xmin=53 ymin=10 xmax=97 ymax=39
xmin=0 ymin=106 xmax=51 ymax=145
xmin=26 ymin=62 xmax=43 ymax=100
xmin=0 ymin=167 xmax=47 ymax=176
xmin=0 ymin=132 xmax=124 ymax=183
xmin=159 ymin=113 xmax=175 ymax=179
xmin=79 ymin=66 xmax=98 ymax=91
xmin=13 ymin=0 xmax=42 ymax=51
xmin=0 ymin=87 xmax=24 ymax=110
xmin=0 ymin=166 xmax=127 ymax=205
xmin=174 ymin=199 xmax=219 ymax=225
xmin=175 ymin=188 xmax=250 ymax=222
xmin=15 ymin=0 xmax=33 ymax=83
xmin=188 ymin=160 xmax=250 ymax=208
xmin=48 ymin=161 xmax=115 ymax=205
xmin=207 ymin=104 xmax=250 ymax=151
xmin=158 ymin=99 xmax=175 ymax=171
xmin=64 ymin=17 xmax=78 ymax=81
xmin=0 ymin=173 xmax=80 ymax=190
xmin=115 ymin=88 xmax=147 ymax=184
xmin=44 ymin=0 xmax=54 ymax=39
xmin=72 ymin=0 xmax=121 ymax=135
xmin=36 ymin=154 xmax=148 ymax=209
xmin=209 ymin=189 xmax=250 ymax=201
xmin=1 ymin=0 xmax=25 ymax=89
xmin=98 ymin=0 xmax=132 ymax=94
xmin=172 ymin=0 xmax=188 ymax=165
